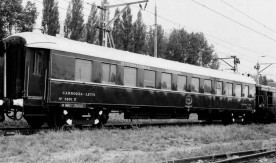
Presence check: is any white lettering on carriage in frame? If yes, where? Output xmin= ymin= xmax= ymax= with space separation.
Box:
xmin=62 ymin=91 xmax=95 ymax=97
xmin=121 ymin=62 xmax=150 ymax=69
xmin=165 ymin=69 xmax=181 ymax=74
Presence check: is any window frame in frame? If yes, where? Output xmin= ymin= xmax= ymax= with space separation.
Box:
xmin=75 ymin=59 xmax=93 ymax=82
xmin=226 ymin=82 xmax=233 ymax=96
xmin=177 ymin=75 xmax=187 ymax=91
xmin=33 ymin=50 xmax=43 ymax=75
xmin=249 ymin=85 xmax=255 ymax=98
xmin=244 ymin=85 xmax=249 ymax=97
xmin=204 ymin=79 xmax=212 ymax=94
xmin=144 ymin=70 xmax=156 ymax=88
xmin=161 ymin=73 xmax=172 ymax=90
xmin=235 ymin=84 xmax=242 ymax=97
xmin=102 ymin=63 xmax=117 ymax=84
xmin=123 ymin=67 xmax=137 ymax=87
xmin=191 ymin=77 xmax=200 ymax=92
xmin=216 ymin=81 xmax=223 ymax=95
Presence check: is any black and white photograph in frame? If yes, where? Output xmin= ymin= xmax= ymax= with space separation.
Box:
xmin=1 ymin=0 xmax=276 ymax=162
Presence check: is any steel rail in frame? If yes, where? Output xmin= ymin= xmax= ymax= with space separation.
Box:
xmin=164 ymin=148 xmax=275 ymax=163
xmin=213 ymin=150 xmax=276 ymax=163
xmin=0 ymin=127 xmax=49 ymax=136
xmin=0 ymin=121 xmax=208 ymax=134
xmin=104 ymin=121 xmax=210 ymax=129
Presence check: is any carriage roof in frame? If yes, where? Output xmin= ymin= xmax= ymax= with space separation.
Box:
xmin=5 ymin=32 xmax=256 ymax=84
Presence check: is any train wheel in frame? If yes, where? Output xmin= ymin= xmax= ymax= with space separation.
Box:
xmin=241 ymin=113 xmax=252 ymax=124
xmin=94 ymin=110 xmax=109 ymax=128
xmin=25 ymin=117 xmax=45 ymax=129
xmin=0 ymin=108 xmax=5 ymax=122
xmin=221 ymin=112 xmax=233 ymax=125
xmin=262 ymin=112 xmax=275 ymax=124
xmin=205 ymin=119 xmax=213 ymax=124
xmin=101 ymin=111 xmax=109 ymax=124
xmin=205 ymin=114 xmax=213 ymax=124
xmin=47 ymin=108 xmax=66 ymax=128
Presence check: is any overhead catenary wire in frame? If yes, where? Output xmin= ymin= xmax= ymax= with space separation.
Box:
xmin=209 ymin=38 xmax=264 ymax=62
xmin=219 ymin=0 xmax=276 ymax=35
xmin=34 ymin=0 xmax=273 ymax=59
xmin=191 ymin=0 xmax=276 ymax=43
xmin=142 ymin=9 xmax=276 ymax=67
xmin=215 ymin=50 xmax=255 ymax=68
xmin=206 ymin=36 xmax=260 ymax=63
xmin=31 ymin=0 xmax=276 ymax=77
xmin=139 ymin=6 xmax=270 ymax=59
xmin=37 ymin=0 xmax=273 ymax=60
xmin=34 ymin=0 xmax=276 ymax=68
xmin=61 ymin=0 xmax=95 ymax=12
xmin=140 ymin=8 xmax=256 ymax=72
xmin=209 ymin=36 xmax=276 ymax=62
xmin=215 ymin=50 xmax=256 ymax=63
xmin=89 ymin=0 xmax=255 ymax=72
xmin=134 ymin=2 xmax=276 ymax=75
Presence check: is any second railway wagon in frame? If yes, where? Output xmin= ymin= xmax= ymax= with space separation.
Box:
xmin=0 ymin=32 xmax=257 ymax=128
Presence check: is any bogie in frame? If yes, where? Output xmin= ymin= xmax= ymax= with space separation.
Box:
xmin=47 ymin=108 xmax=66 ymax=128
xmin=24 ymin=107 xmax=47 ymax=128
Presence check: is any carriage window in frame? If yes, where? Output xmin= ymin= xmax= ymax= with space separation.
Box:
xmin=102 ymin=63 xmax=116 ymax=84
xmin=235 ymin=84 xmax=242 ymax=97
xmin=33 ymin=50 xmax=43 ymax=74
xmin=216 ymin=81 xmax=223 ymax=95
xmin=273 ymin=93 xmax=276 ymax=105
xmin=268 ymin=92 xmax=273 ymax=106
xmin=244 ymin=85 xmax=249 ymax=97
xmin=124 ymin=67 xmax=137 ymax=87
xmin=161 ymin=73 xmax=172 ymax=90
xmin=75 ymin=59 xmax=92 ymax=82
xmin=249 ymin=86 xmax=255 ymax=97
xmin=226 ymin=83 xmax=233 ymax=96
xmin=144 ymin=70 xmax=155 ymax=88
xmin=204 ymin=79 xmax=212 ymax=94
xmin=191 ymin=77 xmax=200 ymax=92
xmin=177 ymin=75 xmax=187 ymax=91
xmin=52 ymin=54 xmax=74 ymax=80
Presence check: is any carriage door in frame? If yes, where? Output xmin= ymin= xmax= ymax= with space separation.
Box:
xmin=26 ymin=48 xmax=49 ymax=102
xmin=4 ymin=41 xmax=26 ymax=99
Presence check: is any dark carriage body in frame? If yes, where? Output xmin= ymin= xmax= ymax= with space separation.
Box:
xmin=0 ymin=32 xmax=258 ymax=127
xmin=254 ymin=85 xmax=276 ymax=122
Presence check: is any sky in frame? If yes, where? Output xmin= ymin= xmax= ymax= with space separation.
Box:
xmin=23 ymin=0 xmax=276 ymax=81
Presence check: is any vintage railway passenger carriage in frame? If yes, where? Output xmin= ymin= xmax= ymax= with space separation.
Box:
xmin=0 ymin=32 xmax=272 ymax=128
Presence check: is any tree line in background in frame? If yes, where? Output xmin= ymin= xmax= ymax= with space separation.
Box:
xmin=1 ymin=0 xmax=221 ymax=70
xmin=62 ymin=0 xmax=220 ymax=69
xmin=0 ymin=0 xmax=37 ymax=39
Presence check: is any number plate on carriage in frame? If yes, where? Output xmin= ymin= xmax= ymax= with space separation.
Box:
xmin=60 ymin=103 xmax=86 ymax=108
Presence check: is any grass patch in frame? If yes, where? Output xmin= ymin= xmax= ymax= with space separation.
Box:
xmin=1 ymin=123 xmax=276 ymax=162
xmin=0 ymin=115 xmax=29 ymax=128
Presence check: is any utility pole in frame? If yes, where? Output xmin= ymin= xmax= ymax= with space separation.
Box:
xmin=232 ymin=56 xmax=240 ymax=73
xmin=154 ymin=2 xmax=157 ymax=58
xmin=254 ymin=62 xmax=260 ymax=84
xmin=198 ymin=48 xmax=204 ymax=66
xmin=255 ymin=61 xmax=276 ymax=84
xmin=100 ymin=0 xmax=109 ymax=47
xmin=217 ymin=56 xmax=240 ymax=73
xmin=98 ymin=0 xmax=148 ymax=48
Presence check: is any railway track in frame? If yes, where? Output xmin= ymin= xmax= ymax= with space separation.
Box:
xmin=0 ymin=121 xmax=213 ymax=136
xmin=0 ymin=127 xmax=49 ymax=136
xmin=2 ymin=124 xmax=276 ymax=162
xmin=104 ymin=121 xmax=207 ymax=129
xmin=0 ymin=120 xmax=227 ymax=136
xmin=164 ymin=148 xmax=276 ymax=163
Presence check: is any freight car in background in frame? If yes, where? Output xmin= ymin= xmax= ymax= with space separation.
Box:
xmin=0 ymin=32 xmax=275 ymax=128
